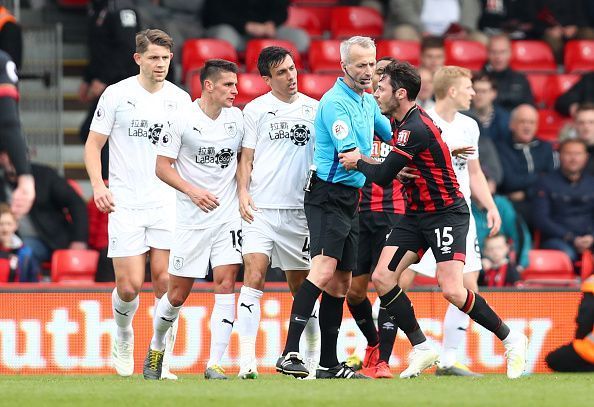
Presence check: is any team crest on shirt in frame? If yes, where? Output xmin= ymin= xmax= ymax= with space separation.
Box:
xmin=290 ymin=124 xmax=310 ymax=146
xmin=396 ymin=130 xmax=410 ymax=146
xmin=224 ymin=122 xmax=237 ymax=137
xmin=164 ymin=100 xmax=177 ymax=111
xmin=173 ymin=256 xmax=184 ymax=270
xmin=302 ymin=105 xmax=314 ymax=120
xmin=215 ymin=148 xmax=235 ymax=168
xmin=148 ymin=123 xmax=164 ymax=144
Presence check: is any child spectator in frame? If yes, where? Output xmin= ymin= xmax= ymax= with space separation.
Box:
xmin=0 ymin=203 xmax=39 ymax=282
xmin=479 ymin=234 xmax=521 ymax=287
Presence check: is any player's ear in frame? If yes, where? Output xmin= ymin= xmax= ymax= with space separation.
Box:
xmin=133 ymin=53 xmax=142 ymax=66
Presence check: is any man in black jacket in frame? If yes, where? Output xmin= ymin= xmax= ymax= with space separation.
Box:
xmin=482 ymin=34 xmax=534 ymax=111
xmin=555 ymin=72 xmax=594 ymax=117
xmin=0 ymin=153 xmax=88 ymax=272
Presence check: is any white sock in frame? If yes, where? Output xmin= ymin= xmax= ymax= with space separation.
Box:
xmin=502 ymin=330 xmax=522 ymax=346
xmin=112 ymin=288 xmax=139 ymax=342
xmin=304 ymin=299 xmax=321 ymax=364
xmin=207 ymin=293 xmax=236 ymax=368
xmin=413 ymin=340 xmax=431 ymax=351
xmin=236 ymin=286 xmax=263 ymax=368
xmin=151 ymin=293 xmax=180 ymax=351
xmin=440 ymin=302 xmax=470 ymax=368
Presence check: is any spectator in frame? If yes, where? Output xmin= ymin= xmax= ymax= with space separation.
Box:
xmin=470 ymin=74 xmax=511 ymax=144
xmin=497 ymin=104 xmax=557 ymax=226
xmin=472 ymin=176 xmax=531 ymax=269
xmin=478 ymin=234 xmax=521 ymax=287
xmin=202 ymin=0 xmax=310 ymax=53
xmin=385 ymin=0 xmax=482 ymax=42
xmin=478 ymin=0 xmax=536 ymax=39
xmin=546 ymin=275 xmax=594 ymax=372
xmin=419 ymin=36 xmax=445 ymax=74
xmin=0 ymin=153 xmax=89 ymax=275
xmin=86 ymin=183 xmax=114 ymax=282
xmin=555 ymin=72 xmax=594 ymax=118
xmin=483 ymin=34 xmax=534 ymax=111
xmin=533 ymin=139 xmax=594 ymax=262
xmin=0 ymin=4 xmax=22 ymax=69
xmin=533 ymin=0 xmax=594 ymax=64
xmin=0 ymin=203 xmax=38 ymax=282
xmin=574 ymin=103 xmax=594 ymax=175
xmin=79 ymin=0 xmax=140 ymax=180
xmin=416 ymin=66 xmax=435 ymax=110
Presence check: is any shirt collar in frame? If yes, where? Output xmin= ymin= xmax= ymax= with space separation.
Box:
xmin=336 ymin=77 xmax=365 ymax=104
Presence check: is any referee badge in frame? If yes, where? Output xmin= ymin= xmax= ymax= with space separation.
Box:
xmin=173 ymin=256 xmax=184 ymax=270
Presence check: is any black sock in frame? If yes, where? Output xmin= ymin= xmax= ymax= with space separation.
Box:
xmin=460 ymin=289 xmax=510 ymax=340
xmin=347 ymin=297 xmax=379 ymax=347
xmin=318 ymin=291 xmax=345 ymax=368
xmin=283 ymin=279 xmax=322 ymax=355
xmin=379 ymin=285 xmax=426 ymax=346
xmin=378 ymin=306 xmax=398 ymax=362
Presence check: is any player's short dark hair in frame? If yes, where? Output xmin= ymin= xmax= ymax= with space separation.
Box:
xmin=200 ymin=59 xmax=238 ymax=86
xmin=421 ymin=36 xmax=444 ymax=52
xmin=136 ymin=29 xmax=174 ymax=53
xmin=558 ymin=138 xmax=588 ymax=153
xmin=257 ymin=46 xmax=294 ymax=77
xmin=382 ymin=61 xmax=421 ymax=101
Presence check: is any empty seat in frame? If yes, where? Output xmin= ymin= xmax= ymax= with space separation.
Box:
xmin=308 ymin=39 xmax=342 ymax=73
xmin=537 ymin=108 xmax=571 ymax=143
xmin=444 ymin=40 xmax=487 ymax=71
xmin=234 ymin=73 xmax=270 ymax=107
xmin=376 ymin=40 xmax=420 ymax=66
xmin=526 ymin=73 xmax=550 ymax=108
xmin=330 ymin=6 xmax=383 ymax=39
xmin=521 ymin=249 xmax=577 ymax=286
xmin=245 ymin=39 xmax=302 ymax=73
xmin=510 ymin=40 xmax=556 ymax=73
xmin=528 ymin=73 xmax=581 ymax=109
xmin=299 ymin=73 xmax=336 ymax=100
xmin=564 ymin=40 xmax=594 ymax=73
xmin=51 ymin=249 xmax=100 ymax=283
xmin=182 ymin=39 xmax=238 ymax=83
xmin=286 ymin=6 xmax=325 ymax=37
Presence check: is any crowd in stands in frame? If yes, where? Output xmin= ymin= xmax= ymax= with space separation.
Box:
xmin=0 ymin=0 xmax=593 ymax=284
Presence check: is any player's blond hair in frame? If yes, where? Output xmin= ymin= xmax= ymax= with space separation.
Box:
xmin=433 ymin=66 xmax=472 ymax=100
xmin=136 ymin=29 xmax=174 ymax=54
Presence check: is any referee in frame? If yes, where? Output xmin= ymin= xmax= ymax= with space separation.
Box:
xmin=276 ymin=36 xmax=392 ymax=379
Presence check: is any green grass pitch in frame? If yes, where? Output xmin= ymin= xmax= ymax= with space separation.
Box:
xmin=1 ymin=373 xmax=592 ymax=407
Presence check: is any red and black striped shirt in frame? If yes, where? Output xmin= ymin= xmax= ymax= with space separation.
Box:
xmin=393 ymin=105 xmax=463 ymax=212
xmin=358 ymin=134 xmax=406 ymax=214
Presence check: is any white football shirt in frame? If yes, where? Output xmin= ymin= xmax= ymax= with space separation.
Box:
xmin=242 ymin=92 xmax=318 ymax=208
xmin=427 ymin=108 xmax=480 ymax=205
xmin=90 ymin=76 xmax=191 ymax=209
xmin=158 ymin=100 xmax=244 ymax=229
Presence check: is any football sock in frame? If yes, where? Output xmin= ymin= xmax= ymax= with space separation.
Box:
xmin=318 ymin=292 xmax=344 ymax=368
xmin=378 ymin=306 xmax=398 ymax=363
xmin=379 ymin=285 xmax=426 ymax=346
xmin=304 ymin=299 xmax=321 ymax=364
xmin=283 ymin=279 xmax=322 ymax=355
xmin=460 ymin=289 xmax=510 ymax=340
xmin=441 ymin=302 xmax=470 ymax=368
xmin=236 ymin=286 xmax=263 ymax=366
xmin=112 ymin=288 xmax=139 ymax=342
xmin=207 ymin=293 xmax=236 ymax=368
xmin=347 ymin=297 xmax=379 ymax=347
xmin=151 ymin=293 xmax=180 ymax=351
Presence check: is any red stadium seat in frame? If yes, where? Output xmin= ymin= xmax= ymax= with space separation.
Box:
xmin=286 ymin=6 xmax=325 ymax=37
xmin=235 ymin=73 xmax=270 ymax=107
xmin=564 ymin=40 xmax=594 ymax=73
xmin=547 ymin=73 xmax=581 ymax=107
xmin=537 ymin=108 xmax=571 ymax=143
xmin=526 ymin=73 xmax=549 ymax=108
xmin=299 ymin=73 xmax=336 ymax=100
xmin=245 ymin=39 xmax=303 ymax=73
xmin=444 ymin=40 xmax=487 ymax=71
xmin=330 ymin=6 xmax=383 ymax=39
xmin=51 ymin=249 xmax=99 ymax=283
xmin=528 ymin=73 xmax=581 ymax=109
xmin=182 ymin=39 xmax=238 ymax=83
xmin=290 ymin=0 xmax=338 ymax=5
xmin=0 ymin=258 xmax=10 ymax=282
xmin=510 ymin=40 xmax=556 ymax=73
xmin=57 ymin=0 xmax=88 ymax=8
xmin=308 ymin=39 xmax=342 ymax=74
xmin=521 ymin=249 xmax=578 ymax=286
xmin=376 ymin=40 xmax=420 ymax=66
